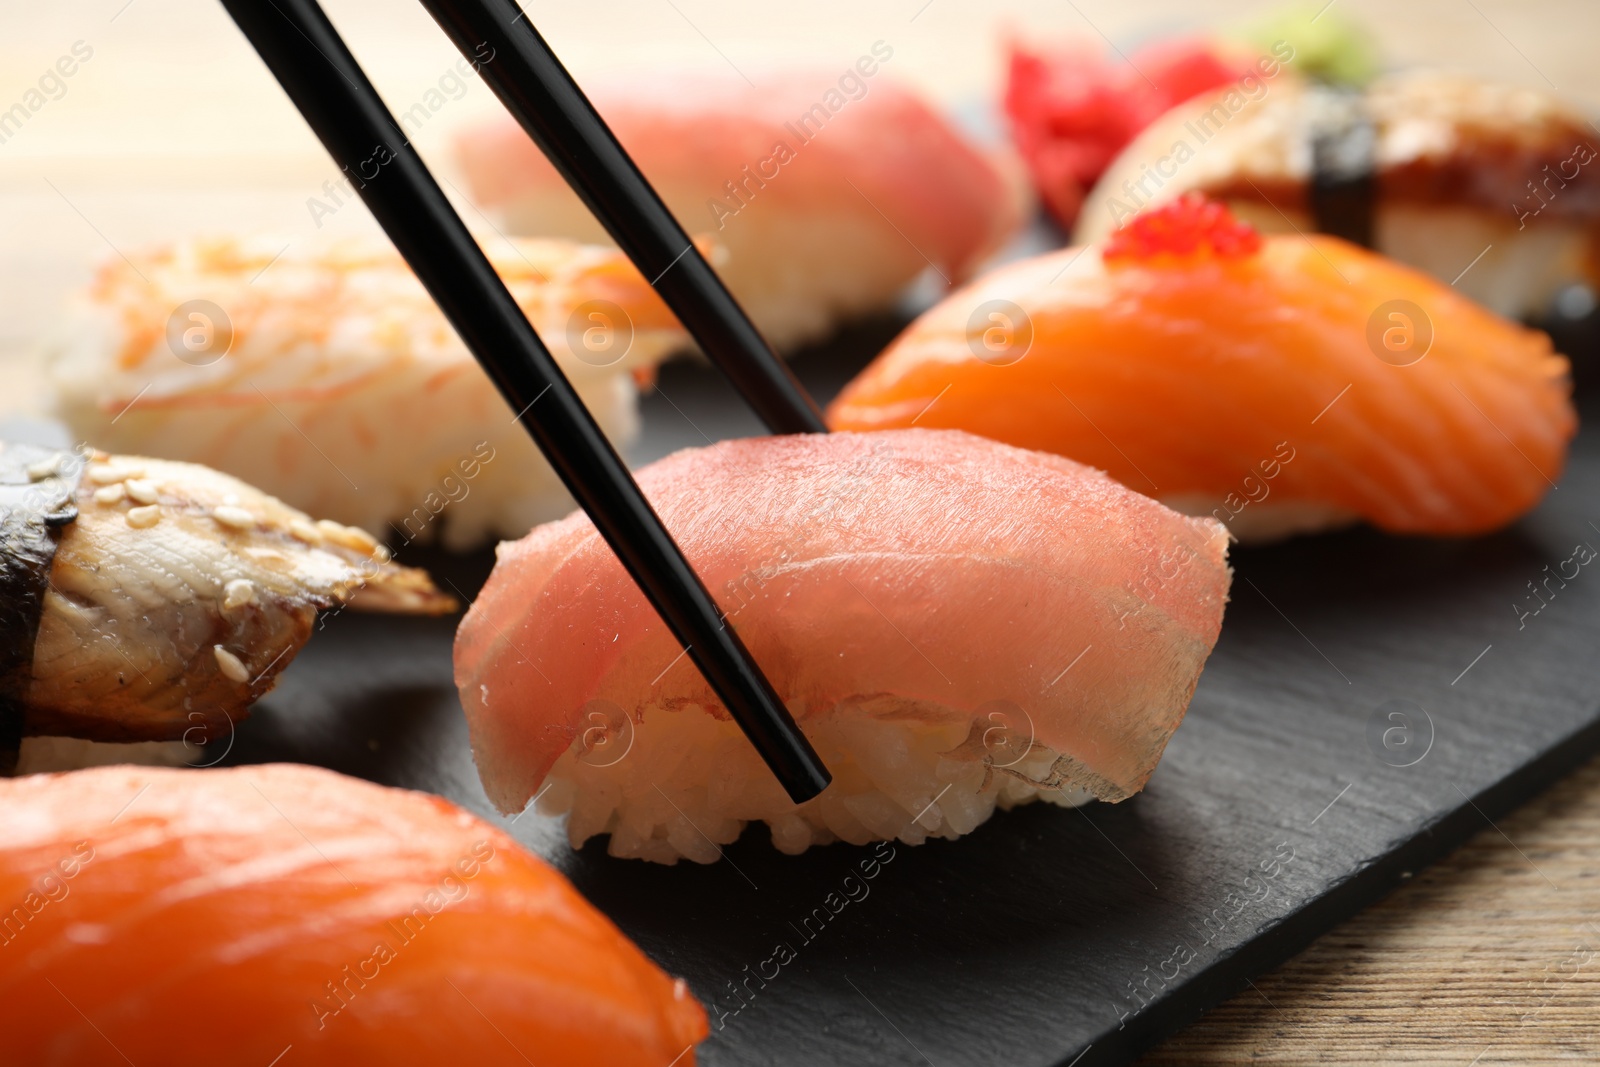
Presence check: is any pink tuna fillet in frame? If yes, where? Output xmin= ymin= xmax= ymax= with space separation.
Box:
xmin=452 ymin=70 xmax=1028 ymax=350
xmin=454 ymin=429 xmax=1231 ymax=829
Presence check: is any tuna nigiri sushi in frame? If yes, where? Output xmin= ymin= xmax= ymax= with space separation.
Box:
xmin=51 ymin=234 xmax=690 ymax=550
xmin=1075 ymin=71 xmax=1600 ymax=319
xmin=455 ymin=429 xmax=1231 ymax=863
xmin=453 ymin=64 xmax=1028 ymax=348
xmin=0 ymin=763 xmax=707 ymax=1065
xmin=0 ymin=441 xmax=451 ymax=773
xmin=830 ymin=196 xmax=1576 ymax=541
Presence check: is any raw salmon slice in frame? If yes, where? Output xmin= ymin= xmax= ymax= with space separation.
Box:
xmin=829 ymin=198 xmax=1576 ymax=540
xmin=0 ymin=764 xmax=707 ymax=1065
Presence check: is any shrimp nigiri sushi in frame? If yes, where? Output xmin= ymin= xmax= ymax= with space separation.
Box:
xmin=453 ymin=66 xmax=1028 ymax=348
xmin=455 ymin=429 xmax=1231 ymax=863
xmin=0 ymin=441 xmax=452 ymax=773
xmin=51 ymin=234 xmax=690 ymax=550
xmin=0 ymin=764 xmax=707 ymax=1065
xmin=830 ymin=196 xmax=1576 ymax=541
xmin=1075 ymin=71 xmax=1600 ymax=319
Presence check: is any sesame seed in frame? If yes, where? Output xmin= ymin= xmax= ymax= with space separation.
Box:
xmin=212 ymin=505 xmax=256 ymax=530
xmin=125 ymin=505 xmax=161 ymax=529
xmin=222 ymin=578 xmax=257 ymax=611
xmin=213 ymin=645 xmax=250 ymax=684
xmin=317 ymin=519 xmax=378 ymax=554
xmin=124 ymin=479 xmax=159 ymax=505
xmin=287 ymin=519 xmax=322 ymax=544
xmin=93 ymin=484 xmax=127 ymax=505
xmin=87 ymin=464 xmax=140 ymax=486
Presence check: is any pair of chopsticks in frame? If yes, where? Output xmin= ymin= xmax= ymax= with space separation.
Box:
xmin=220 ymin=0 xmax=830 ymax=801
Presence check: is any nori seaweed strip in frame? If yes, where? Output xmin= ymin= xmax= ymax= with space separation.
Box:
xmin=0 ymin=442 xmax=80 ymax=770
xmin=1309 ymin=87 xmax=1378 ymax=248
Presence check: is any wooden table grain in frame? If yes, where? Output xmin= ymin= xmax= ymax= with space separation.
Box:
xmin=1142 ymin=753 xmax=1600 ymax=1065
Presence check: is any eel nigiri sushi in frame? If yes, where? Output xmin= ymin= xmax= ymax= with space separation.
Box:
xmin=1074 ymin=71 xmax=1600 ymax=319
xmin=830 ymin=196 xmax=1576 ymax=541
xmin=0 ymin=764 xmax=707 ymax=1065
xmin=51 ymin=234 xmax=690 ymax=550
xmin=0 ymin=441 xmax=451 ymax=771
xmin=455 ymin=429 xmax=1231 ymax=863
xmin=453 ymin=66 xmax=1028 ymax=348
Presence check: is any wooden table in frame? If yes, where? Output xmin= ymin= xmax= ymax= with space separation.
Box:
xmin=2 ymin=1 xmax=1598 ymax=1062
xmin=1144 ymin=753 xmax=1600 ymax=1065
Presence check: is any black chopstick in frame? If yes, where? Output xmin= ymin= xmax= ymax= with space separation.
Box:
xmin=220 ymin=0 xmax=831 ymax=803
xmin=418 ymin=0 xmax=828 ymax=437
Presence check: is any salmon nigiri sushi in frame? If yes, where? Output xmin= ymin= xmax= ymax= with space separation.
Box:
xmin=0 ymin=764 xmax=707 ymax=1065
xmin=455 ymin=429 xmax=1231 ymax=863
xmin=829 ymin=196 xmax=1576 ymax=541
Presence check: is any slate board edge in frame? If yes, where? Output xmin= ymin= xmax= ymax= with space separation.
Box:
xmin=1068 ymin=706 xmax=1600 ymax=1066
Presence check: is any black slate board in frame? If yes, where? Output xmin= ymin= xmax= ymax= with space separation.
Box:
xmin=25 ymin=297 xmax=1596 ymax=1066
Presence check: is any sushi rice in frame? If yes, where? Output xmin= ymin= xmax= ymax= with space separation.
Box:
xmin=535 ymin=696 xmax=1097 ymax=865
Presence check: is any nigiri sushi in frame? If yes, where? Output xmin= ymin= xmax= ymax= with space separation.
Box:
xmin=50 ymin=234 xmax=690 ymax=550
xmin=455 ymin=429 xmax=1231 ymax=863
xmin=830 ymin=196 xmax=1576 ymax=541
xmin=0 ymin=763 xmax=707 ymax=1065
xmin=1074 ymin=71 xmax=1600 ymax=319
xmin=0 ymin=441 xmax=452 ymax=772
xmin=453 ymin=65 xmax=1028 ymax=348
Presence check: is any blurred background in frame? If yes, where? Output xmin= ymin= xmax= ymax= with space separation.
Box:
xmin=2 ymin=0 xmax=1596 ymax=403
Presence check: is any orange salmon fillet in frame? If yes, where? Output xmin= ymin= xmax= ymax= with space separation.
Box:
xmin=829 ymin=236 xmax=1576 ymax=536
xmin=0 ymin=764 xmax=706 ymax=1066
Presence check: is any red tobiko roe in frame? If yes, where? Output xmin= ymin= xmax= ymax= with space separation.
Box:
xmin=1004 ymin=37 xmax=1249 ymax=228
xmin=1101 ymin=194 xmax=1263 ymax=263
